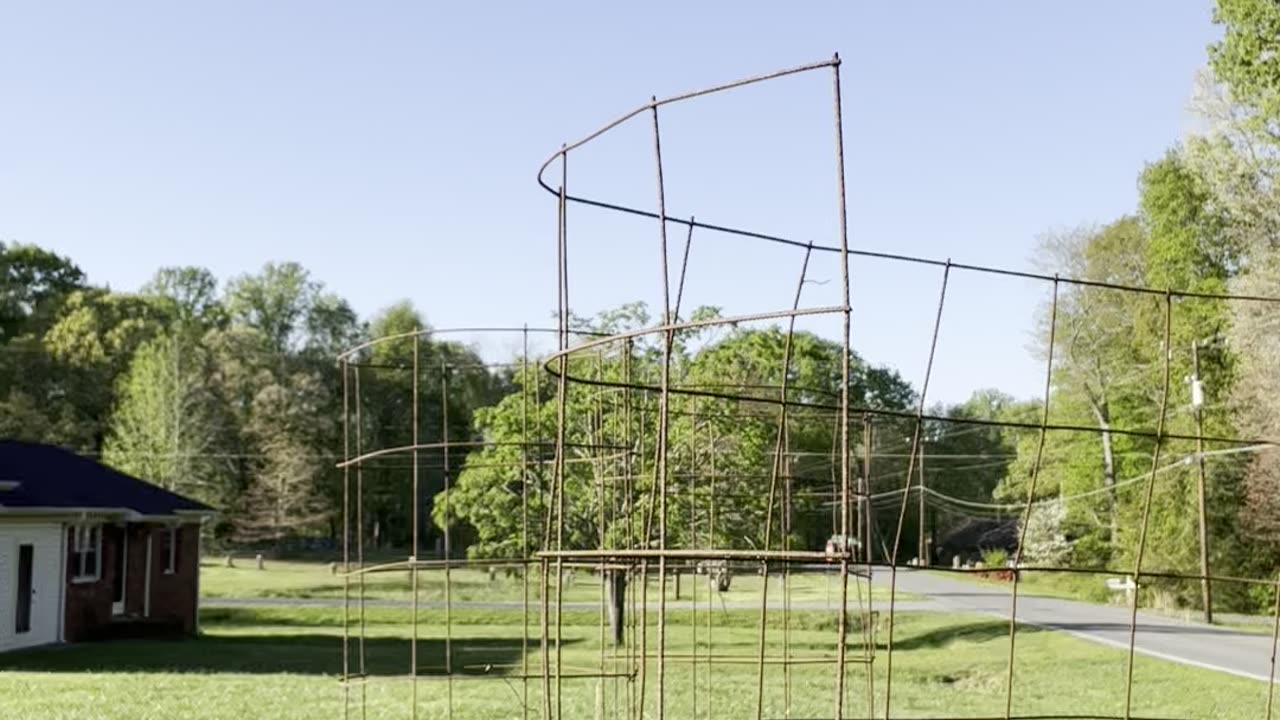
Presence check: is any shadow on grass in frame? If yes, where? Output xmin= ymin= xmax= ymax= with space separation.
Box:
xmin=886 ymin=620 xmax=1045 ymax=651
xmin=0 ymin=632 xmax=575 ymax=677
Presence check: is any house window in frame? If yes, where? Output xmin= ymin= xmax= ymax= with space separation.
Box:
xmin=161 ymin=526 xmax=179 ymax=574
xmin=71 ymin=523 xmax=102 ymax=582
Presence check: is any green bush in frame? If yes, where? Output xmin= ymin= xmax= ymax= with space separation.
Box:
xmin=981 ymin=548 xmax=1010 ymax=568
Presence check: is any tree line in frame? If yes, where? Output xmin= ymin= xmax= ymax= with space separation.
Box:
xmin=0 ymin=253 xmax=504 ymax=547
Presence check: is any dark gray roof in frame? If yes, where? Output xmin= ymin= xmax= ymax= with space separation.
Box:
xmin=0 ymin=441 xmax=214 ymax=516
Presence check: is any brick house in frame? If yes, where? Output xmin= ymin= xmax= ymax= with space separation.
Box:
xmin=0 ymin=441 xmax=215 ymax=652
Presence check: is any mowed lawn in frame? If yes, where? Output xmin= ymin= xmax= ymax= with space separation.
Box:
xmin=199 ymin=558 xmax=916 ymax=606
xmin=0 ymin=602 xmax=1274 ymax=719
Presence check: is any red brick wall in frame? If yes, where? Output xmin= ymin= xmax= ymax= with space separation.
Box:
xmin=63 ymin=522 xmax=201 ymax=641
xmin=63 ymin=525 xmax=119 ymax=643
xmin=147 ymin=524 xmax=199 ymax=634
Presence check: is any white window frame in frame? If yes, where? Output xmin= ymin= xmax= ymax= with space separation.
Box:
xmin=164 ymin=526 xmax=178 ymax=575
xmin=71 ymin=523 xmax=102 ymax=583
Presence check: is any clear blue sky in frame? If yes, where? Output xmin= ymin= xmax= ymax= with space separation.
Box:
xmin=0 ymin=2 xmax=1220 ymax=404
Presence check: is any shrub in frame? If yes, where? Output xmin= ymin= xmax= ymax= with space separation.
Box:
xmin=981 ymin=547 xmax=1010 ymax=568
xmin=1019 ymin=499 xmax=1072 ymax=566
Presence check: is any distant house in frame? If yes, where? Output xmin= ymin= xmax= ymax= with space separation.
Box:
xmin=0 ymin=441 xmax=215 ymax=652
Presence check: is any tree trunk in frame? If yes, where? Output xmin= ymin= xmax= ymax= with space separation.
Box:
xmin=607 ymin=570 xmax=627 ymax=646
xmin=1089 ymin=401 xmax=1118 ymax=546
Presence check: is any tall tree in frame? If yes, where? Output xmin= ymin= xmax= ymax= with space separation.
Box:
xmin=1195 ymin=2 xmax=1280 ymax=565
xmin=142 ymin=266 xmax=227 ymax=332
xmin=103 ymin=332 xmax=234 ymax=506
xmin=1209 ymin=0 xmax=1280 ymax=146
xmin=42 ymin=289 xmax=173 ymax=450
xmin=237 ymin=371 xmax=334 ymax=542
xmin=357 ymin=302 xmax=499 ymax=550
xmin=0 ymin=242 xmax=86 ymax=341
xmin=225 ymin=262 xmax=320 ymax=355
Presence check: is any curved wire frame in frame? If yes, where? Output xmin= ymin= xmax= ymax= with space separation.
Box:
xmin=339 ymin=57 xmax=1280 ymax=720
xmin=527 ymin=53 xmax=1280 ymax=717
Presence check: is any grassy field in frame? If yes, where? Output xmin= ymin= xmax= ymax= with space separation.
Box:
xmin=930 ymin=567 xmax=1118 ymax=604
xmin=0 ymin=605 xmax=1273 ymax=719
xmin=200 ymin=558 xmax=918 ymax=605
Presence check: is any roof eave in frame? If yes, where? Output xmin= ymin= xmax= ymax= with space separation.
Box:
xmin=0 ymin=506 xmax=132 ymax=519
xmin=0 ymin=506 xmax=216 ymax=522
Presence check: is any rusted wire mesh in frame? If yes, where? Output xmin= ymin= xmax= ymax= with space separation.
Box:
xmin=335 ymin=56 xmax=1280 ymax=720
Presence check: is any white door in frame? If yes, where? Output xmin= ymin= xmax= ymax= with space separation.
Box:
xmin=0 ymin=524 xmax=63 ymax=652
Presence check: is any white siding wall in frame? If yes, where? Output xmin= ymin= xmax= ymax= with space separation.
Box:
xmin=0 ymin=522 xmax=64 ymax=652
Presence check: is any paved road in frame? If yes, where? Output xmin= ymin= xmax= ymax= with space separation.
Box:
xmin=203 ymin=569 xmax=1280 ymax=682
xmin=872 ymin=569 xmax=1279 ymax=682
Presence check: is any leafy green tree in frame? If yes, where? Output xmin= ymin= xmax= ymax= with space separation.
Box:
xmin=440 ymin=303 xmax=915 ymax=560
xmin=0 ymin=242 xmax=86 ymax=341
xmin=354 ymin=302 xmax=500 ymax=551
xmin=225 ymin=262 xmax=319 ymax=355
xmin=42 ymin=289 xmax=173 ymax=450
xmin=1209 ymin=0 xmax=1280 ymax=145
xmin=142 ymin=266 xmax=227 ymax=332
xmin=103 ymin=332 xmax=234 ymax=506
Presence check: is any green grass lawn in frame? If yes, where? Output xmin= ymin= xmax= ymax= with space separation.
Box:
xmin=200 ymin=559 xmax=917 ymax=605
xmin=0 ymin=605 xmax=1273 ymax=719
xmin=931 ymin=567 xmax=1121 ymax=604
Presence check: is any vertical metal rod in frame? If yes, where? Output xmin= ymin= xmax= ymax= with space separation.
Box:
xmin=917 ymin=441 xmax=926 ymax=565
xmin=442 ymin=361 xmax=454 ymax=717
xmin=622 ymin=338 xmax=637 ymax=720
xmin=1122 ymin=293 xmax=1174 ymax=720
xmin=831 ymin=413 xmax=841 ymax=543
xmin=593 ymin=350 xmax=608 ymax=720
xmin=539 ymin=335 xmax=553 ymax=720
xmin=1267 ymin=575 xmax=1280 ymax=719
xmin=1003 ymin=279 xmax=1059 ymax=720
xmin=782 ymin=434 xmax=793 ymax=718
xmin=342 ymin=359 xmax=351 ymax=720
xmin=862 ymin=417 xmax=873 ymax=565
xmin=860 ymin=414 xmax=876 ymax=720
xmin=1191 ymin=340 xmax=1213 ymax=624
xmin=690 ymin=397 xmax=699 ymax=720
xmin=521 ymin=326 xmax=531 ymax=720
xmin=635 ymin=369 xmax=650 ymax=720
xmin=755 ymin=245 xmax=811 ymax=720
xmin=604 ymin=354 xmax=621 ymax=720
xmin=411 ymin=332 xmax=421 ymax=719
xmin=706 ymin=419 xmax=716 ymax=719
xmin=650 ymin=97 xmax=674 ymax=720
xmin=831 ymin=52 xmax=854 ymax=720
xmin=541 ymin=552 xmax=553 ymax=720
xmin=883 ymin=262 xmax=951 ymax=720
xmin=552 ymin=147 xmax=572 ymax=719
xmin=354 ymin=365 xmax=367 ymax=720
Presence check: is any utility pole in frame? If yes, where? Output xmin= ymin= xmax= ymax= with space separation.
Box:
xmin=1191 ymin=340 xmax=1213 ymax=624
xmin=917 ymin=440 xmax=927 ymax=566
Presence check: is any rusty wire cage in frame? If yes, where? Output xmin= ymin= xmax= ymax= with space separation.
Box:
xmin=336 ymin=56 xmax=1280 ymax=720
